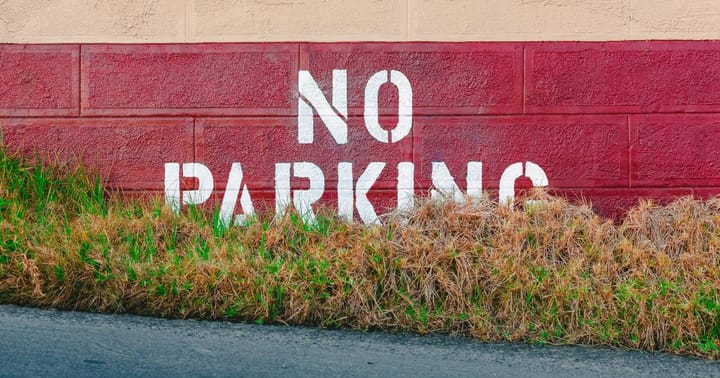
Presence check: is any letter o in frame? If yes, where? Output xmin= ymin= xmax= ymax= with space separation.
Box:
xmin=363 ymin=70 xmax=413 ymax=144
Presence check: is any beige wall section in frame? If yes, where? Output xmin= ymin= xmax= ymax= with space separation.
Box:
xmin=630 ymin=0 xmax=720 ymax=39
xmin=188 ymin=0 xmax=408 ymax=42
xmin=0 ymin=0 xmax=185 ymax=43
xmin=411 ymin=0 xmax=633 ymax=41
xmin=1 ymin=0 xmax=720 ymax=42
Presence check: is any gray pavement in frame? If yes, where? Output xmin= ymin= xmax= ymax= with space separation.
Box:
xmin=0 ymin=304 xmax=716 ymax=377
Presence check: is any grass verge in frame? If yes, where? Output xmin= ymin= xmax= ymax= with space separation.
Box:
xmin=0 ymin=148 xmax=719 ymax=358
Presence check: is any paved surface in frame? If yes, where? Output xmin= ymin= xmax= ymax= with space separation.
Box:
xmin=0 ymin=304 xmax=716 ymax=377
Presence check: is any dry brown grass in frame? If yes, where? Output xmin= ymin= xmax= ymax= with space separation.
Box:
xmin=1 ymin=150 xmax=719 ymax=358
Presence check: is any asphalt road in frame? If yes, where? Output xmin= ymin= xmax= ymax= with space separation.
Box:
xmin=0 ymin=305 xmax=716 ymax=377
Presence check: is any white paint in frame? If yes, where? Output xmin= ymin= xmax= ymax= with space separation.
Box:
xmin=430 ymin=161 xmax=483 ymax=202
xmin=161 ymin=68 xmax=560 ymax=224
xmin=397 ymin=162 xmax=415 ymax=213
xmin=298 ymin=70 xmax=348 ymax=144
xmin=181 ymin=162 xmax=213 ymax=205
xmin=163 ymin=159 xmax=551 ymax=225
xmin=499 ymin=162 xmax=523 ymax=206
xmin=164 ymin=162 xmax=181 ymax=214
xmin=292 ymin=162 xmax=325 ymax=224
xmin=333 ymin=69 xmax=348 ymax=119
xmin=274 ymin=162 xmax=292 ymax=217
xmin=499 ymin=161 xmax=549 ymax=207
xmin=337 ymin=162 xmax=354 ymax=222
xmin=525 ymin=161 xmax=549 ymax=187
xmin=523 ymin=161 xmax=550 ymax=208
xmin=356 ymin=162 xmax=385 ymax=225
xmin=219 ymin=163 xmax=255 ymax=226
xmin=273 ymin=162 xmax=327 ymax=224
xmin=336 ymin=162 xmax=386 ymax=224
xmin=363 ymin=70 xmax=413 ymax=143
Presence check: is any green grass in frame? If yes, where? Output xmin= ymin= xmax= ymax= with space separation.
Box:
xmin=0 ymin=147 xmax=719 ymax=358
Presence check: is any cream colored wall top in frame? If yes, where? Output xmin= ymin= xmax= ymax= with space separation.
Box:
xmin=1 ymin=0 xmax=719 ymax=42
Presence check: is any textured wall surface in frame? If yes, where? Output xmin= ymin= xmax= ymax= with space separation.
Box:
xmin=3 ymin=1 xmax=720 ymax=42
xmin=2 ymin=41 xmax=720 ymax=219
xmin=0 ymin=0 xmax=185 ymax=42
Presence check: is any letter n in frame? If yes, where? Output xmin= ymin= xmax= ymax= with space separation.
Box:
xmin=298 ymin=70 xmax=348 ymax=144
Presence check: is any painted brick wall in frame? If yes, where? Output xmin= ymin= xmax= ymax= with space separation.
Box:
xmin=2 ymin=41 xmax=720 ymax=220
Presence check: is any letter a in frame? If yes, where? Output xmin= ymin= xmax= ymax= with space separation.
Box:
xmin=218 ymin=163 xmax=255 ymax=226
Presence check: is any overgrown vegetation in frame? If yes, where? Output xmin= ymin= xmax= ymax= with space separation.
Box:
xmin=0 ymin=147 xmax=719 ymax=358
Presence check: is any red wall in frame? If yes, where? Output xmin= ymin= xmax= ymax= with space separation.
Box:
xmin=3 ymin=42 xmax=720 ymax=219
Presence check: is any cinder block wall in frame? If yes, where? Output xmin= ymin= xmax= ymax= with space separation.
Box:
xmin=2 ymin=1 xmax=720 ymax=219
